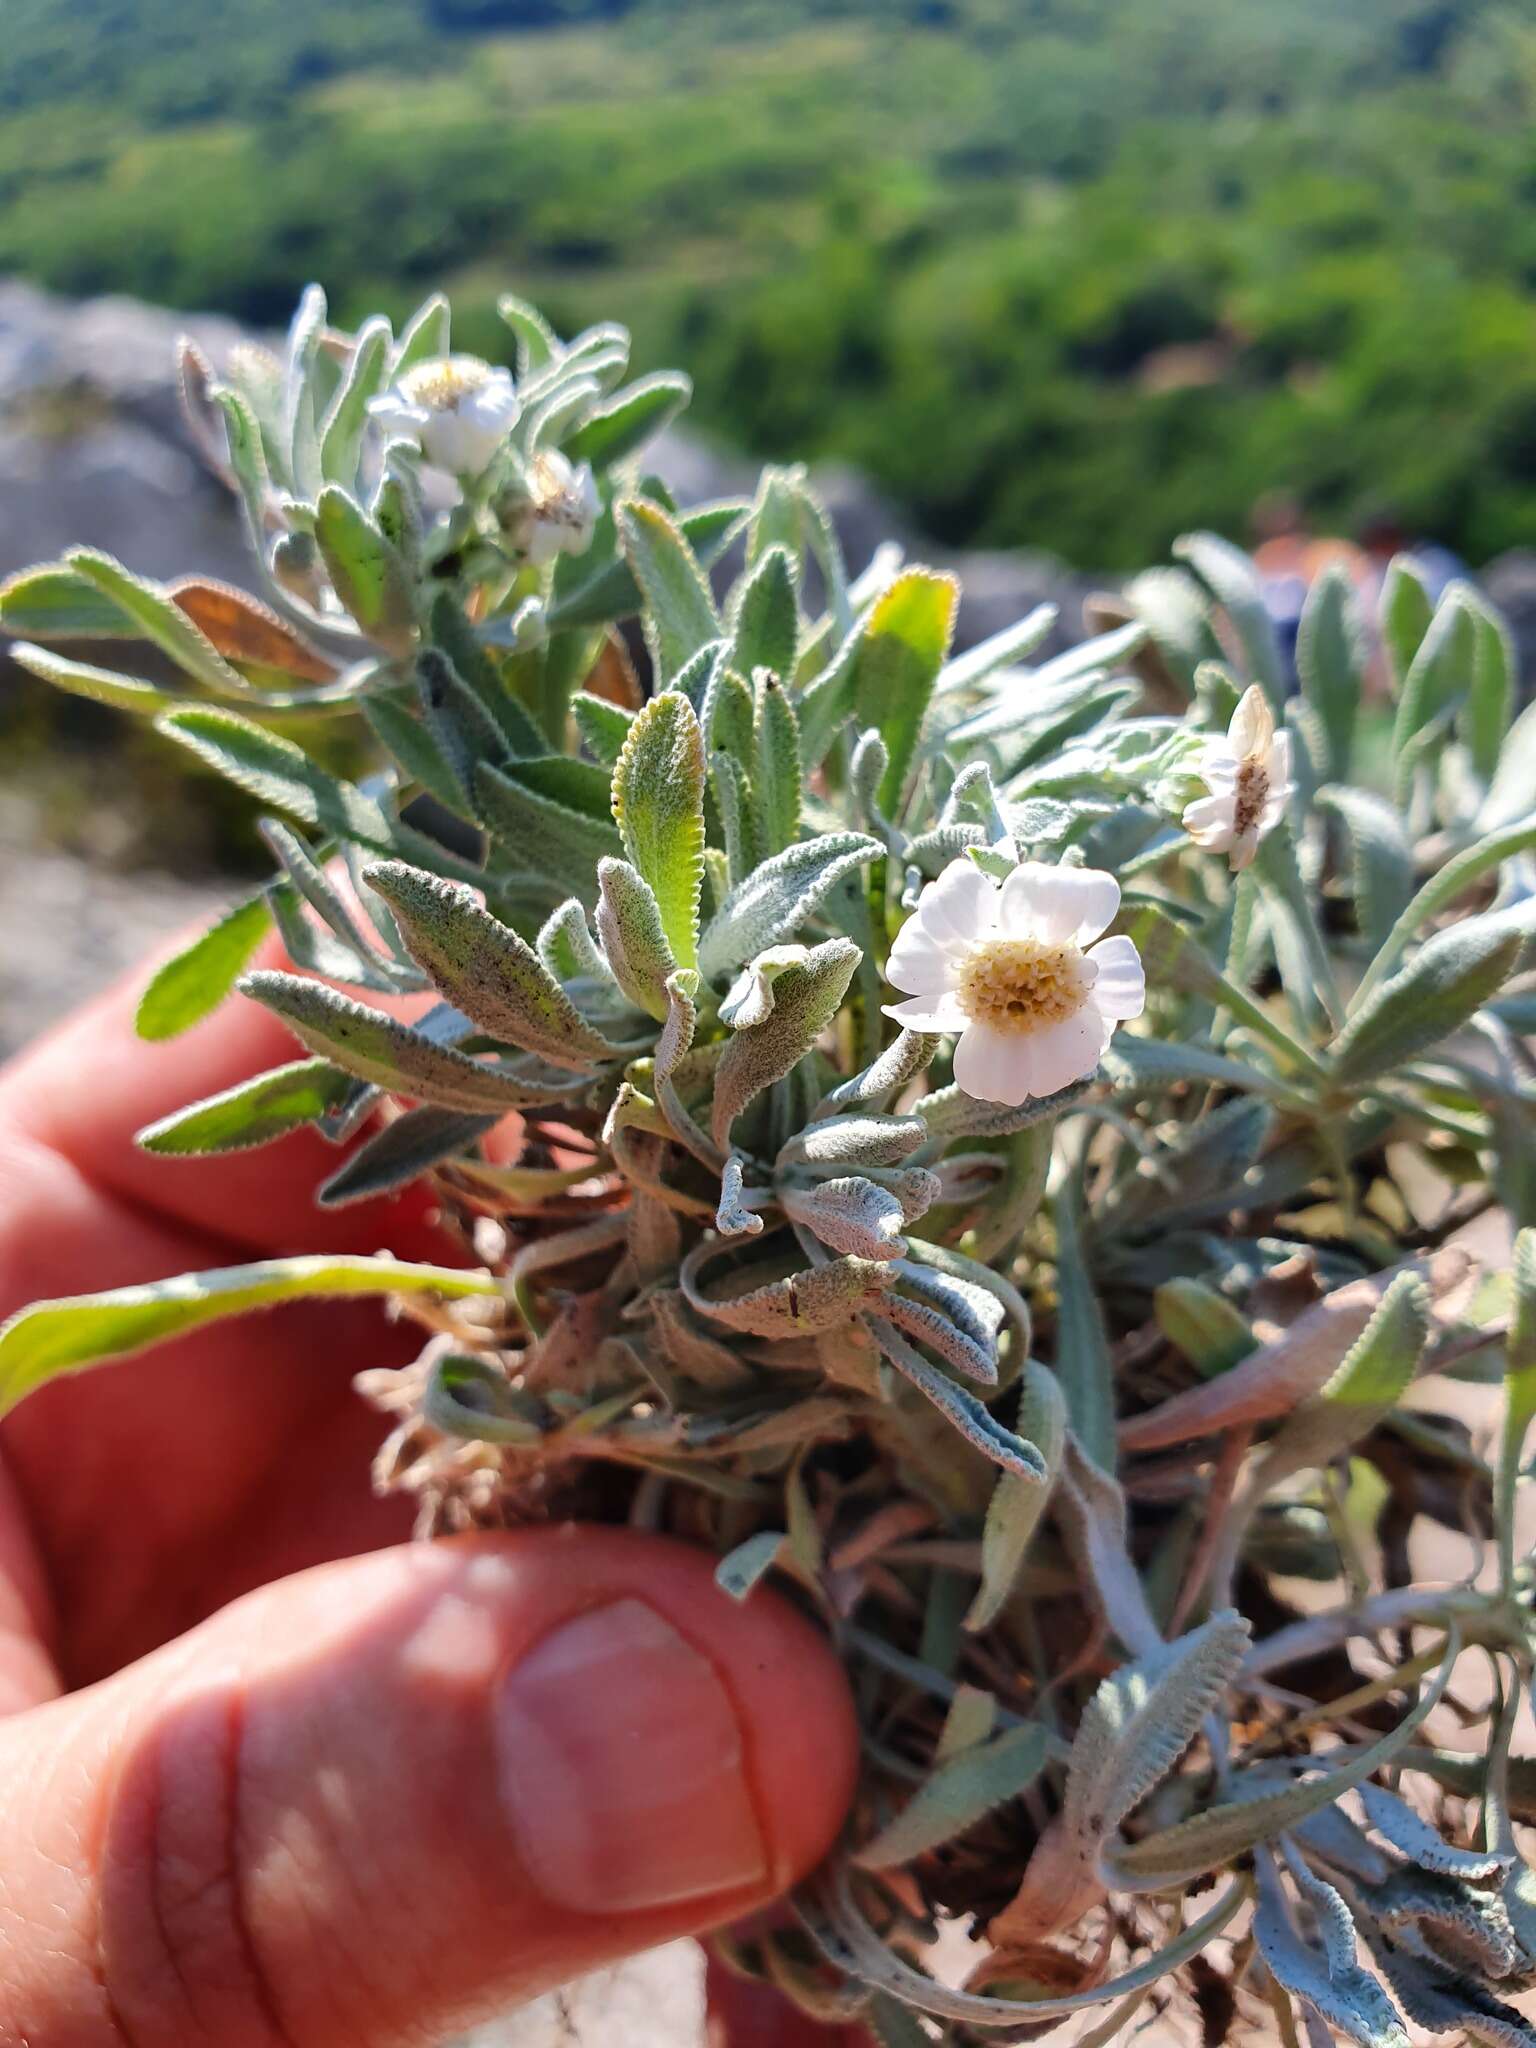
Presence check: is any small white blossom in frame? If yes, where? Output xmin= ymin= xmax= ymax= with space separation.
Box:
xmin=513 ymin=450 xmax=601 ymax=566
xmin=368 ymin=354 xmax=519 ymax=477
xmin=1182 ymin=684 xmax=1295 ymax=872
xmin=883 ymin=856 xmax=1144 ymax=1106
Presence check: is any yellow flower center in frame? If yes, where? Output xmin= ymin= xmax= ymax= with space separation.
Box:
xmin=401 ymin=358 xmax=491 ymax=411
xmin=956 ymin=936 xmax=1090 ymax=1035
xmin=1233 ymin=756 xmax=1270 ymax=837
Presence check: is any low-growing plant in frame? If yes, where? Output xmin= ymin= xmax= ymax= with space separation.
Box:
xmin=4 ymin=284 xmax=1536 ymax=2045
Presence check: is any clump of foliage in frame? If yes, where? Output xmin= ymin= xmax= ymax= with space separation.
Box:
xmin=4 ymin=285 xmax=1536 ymax=2045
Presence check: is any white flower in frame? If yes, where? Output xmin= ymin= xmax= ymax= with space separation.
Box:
xmin=1182 ymin=684 xmax=1295 ymax=872
xmin=368 ymin=354 xmax=519 ymax=476
xmin=513 ymin=450 xmax=601 ymax=566
xmin=883 ymin=857 xmax=1144 ymax=1106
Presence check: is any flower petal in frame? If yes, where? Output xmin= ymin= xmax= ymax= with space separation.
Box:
xmin=1200 ymin=749 xmax=1240 ymax=790
xmin=1084 ymin=934 xmax=1146 ymax=1021
xmin=1228 ymin=684 xmax=1274 ymax=758
xmin=886 ymin=920 xmax=960 ymax=997
xmin=952 ymin=1021 xmax=1035 ymax=1106
xmin=1229 ymin=829 xmax=1260 ymax=871
xmin=883 ymin=991 xmax=970 ymax=1031
xmin=1026 ymin=1006 xmax=1108 ymax=1095
xmin=998 ymin=861 xmax=1120 ymax=944
xmin=917 ymin=858 xmax=998 ymax=947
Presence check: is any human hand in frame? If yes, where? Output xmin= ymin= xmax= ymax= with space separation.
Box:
xmin=0 ymin=935 xmax=858 ymax=2045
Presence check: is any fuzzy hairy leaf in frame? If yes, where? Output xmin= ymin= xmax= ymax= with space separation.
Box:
xmin=313 ymin=486 xmax=416 ymax=653
xmin=65 ymin=548 xmax=250 ymax=695
xmin=617 ymin=497 xmax=720 ymax=684
xmin=966 ymin=1360 xmax=1068 ymax=1631
xmin=565 ymin=371 xmax=691 ymax=468
xmin=317 ymin=1106 xmax=494 ymax=1206
xmin=855 ymin=1723 xmax=1051 ymax=1870
xmin=476 ymin=760 xmax=623 ymax=900
xmin=136 ymin=892 xmax=271 ymax=1040
xmin=698 ymin=832 xmax=878 ymax=982
xmin=611 ymin=690 xmax=706 ymax=971
xmin=1296 ymin=565 xmax=1365 ymax=781
xmin=753 ymin=671 xmax=803 ymax=853
xmin=137 ymin=1058 xmax=354 ymax=1155
xmin=1317 ymin=786 xmax=1415 ymax=957
xmin=1052 ymin=1189 xmax=1116 ymax=1470
xmin=0 ymin=1255 xmax=499 ymax=1415
xmin=852 ymin=568 xmax=958 ymax=816
xmin=730 ymin=545 xmax=799 ymax=680
xmin=681 ymin=1245 xmax=895 ymax=1336
xmin=1254 ymin=1859 xmax=1407 ymax=2048
xmin=364 ymin=861 xmax=618 ymax=1070
xmin=711 ymin=939 xmax=860 ymax=1149
xmin=594 ymin=857 xmax=676 ymax=1021
xmin=1173 ymin=530 xmax=1285 ymax=705
xmin=1358 ymin=1782 xmax=1510 ymax=1882
xmin=1330 ymin=920 xmax=1524 ymax=1084
xmin=780 ymin=1177 xmax=910 ymax=1262
xmin=1154 ymin=1279 xmax=1257 ymax=1378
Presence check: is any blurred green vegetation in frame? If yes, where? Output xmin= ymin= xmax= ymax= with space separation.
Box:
xmin=3 ymin=0 xmax=1536 ymax=570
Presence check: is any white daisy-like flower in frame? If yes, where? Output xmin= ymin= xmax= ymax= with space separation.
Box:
xmin=1182 ymin=684 xmax=1295 ymax=872
xmin=512 ymin=450 xmax=601 ymax=566
xmin=368 ymin=354 xmax=519 ymax=477
xmin=883 ymin=857 xmax=1144 ymax=1106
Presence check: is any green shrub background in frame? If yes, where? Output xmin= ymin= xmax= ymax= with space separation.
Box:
xmin=4 ymin=0 xmax=1536 ymax=570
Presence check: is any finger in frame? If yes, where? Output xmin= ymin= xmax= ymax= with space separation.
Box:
xmin=706 ymin=1953 xmax=873 ymax=2048
xmin=0 ymin=923 xmax=456 ymax=1262
xmin=0 ymin=1528 xmax=858 ymax=2048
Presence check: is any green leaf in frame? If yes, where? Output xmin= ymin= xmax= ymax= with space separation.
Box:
xmin=135 ymin=893 xmax=271 ymax=1040
xmin=1125 ymin=902 xmax=1327 ymax=1078
xmin=1379 ymin=555 xmax=1434 ymax=696
xmin=1356 ymin=811 xmax=1536 ymax=998
xmin=710 ymin=939 xmax=860 ymax=1149
xmin=1393 ymin=586 xmax=1476 ymax=796
xmin=496 ymin=292 xmax=557 ymax=375
xmin=0 ymin=1255 xmax=499 ymax=1416
xmin=1481 ymin=700 xmax=1536 ymax=833
xmin=317 ymin=1106 xmax=494 ymax=1207
xmin=564 ymin=371 xmax=691 ymax=469
xmin=752 ymin=671 xmax=803 ymax=854
xmin=852 ymin=568 xmax=958 ymax=816
xmin=1052 ymin=1189 xmax=1115 ymax=1470
xmin=320 ymin=316 xmax=390 ymax=486
xmin=65 ymin=548 xmax=249 ymax=695
xmin=966 ymin=1359 xmax=1067 ymax=1631
xmin=1498 ymin=1229 xmax=1536 ymax=1594
xmin=595 ymin=858 xmax=676 ymax=1021
xmin=1173 ymin=530 xmax=1285 ymax=706
xmin=242 ymin=969 xmax=576 ymax=1114
xmin=730 ymin=545 xmax=799 ymax=679
xmin=137 ymin=1058 xmax=354 ymax=1155
xmin=715 ymin=1529 xmax=786 ymax=1601
xmin=8 ymin=641 xmax=181 ymax=715
xmin=548 ymin=500 xmax=746 ymax=632
xmin=475 ymin=760 xmax=622 ymax=901
xmin=616 ymin=497 xmax=720 ymax=684
xmin=363 ymin=862 xmax=618 ymax=1070
xmin=1330 ymin=919 xmax=1525 ymax=1085
xmin=1154 ymin=1279 xmax=1257 ymax=1378
xmin=1296 ymin=564 xmax=1365 ymax=781
xmin=360 ymin=692 xmax=465 ymax=814
xmin=314 ymin=486 xmax=416 ymax=654
xmin=1317 ymin=787 xmax=1414 ymax=957
xmin=1463 ymin=587 xmax=1516 ymax=783
xmin=429 ymin=592 xmax=546 ymax=756
xmin=854 ymin=1722 xmax=1050 ymax=1870
xmin=698 ymin=831 xmax=879 ymax=982
xmin=611 ymin=691 xmax=706 ymax=971
xmin=390 ymin=292 xmax=449 ymax=376
xmin=1255 ymin=1270 xmax=1431 ymax=1481
xmin=571 ymin=691 xmax=635 ymax=766
xmin=0 ymin=562 xmax=139 ymax=638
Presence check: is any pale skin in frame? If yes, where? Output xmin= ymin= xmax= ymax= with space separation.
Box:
xmin=0 ymin=931 xmax=868 ymax=2048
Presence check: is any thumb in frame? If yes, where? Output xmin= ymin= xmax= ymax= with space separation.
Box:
xmin=0 ymin=1528 xmax=857 ymax=2047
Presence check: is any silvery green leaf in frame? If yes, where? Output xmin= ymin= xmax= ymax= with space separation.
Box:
xmin=1332 ymin=919 xmax=1525 ymax=1084
xmin=753 ymin=670 xmax=803 ymax=853
xmin=317 ymin=1106 xmax=494 ymax=1207
xmin=935 ymin=603 xmax=1057 ymax=696
xmin=313 ymin=486 xmax=416 ymax=655
xmin=1110 ymin=1633 xmax=1455 ymax=1887
xmin=780 ymin=1176 xmax=909 ymax=1262
xmin=494 ymin=291 xmax=555 ymax=373
xmin=1052 ymin=1188 xmax=1116 ymax=1471
xmin=1173 ymin=529 xmax=1285 ymax=706
xmin=698 ymin=832 xmax=879 ymax=981
xmin=1282 ymin=1841 xmax=1365 ymax=1977
xmin=716 ymin=1529 xmax=787 ymax=1601
xmin=571 ymin=690 xmax=635 ymax=766
xmin=779 ymin=1113 xmax=927 ymax=1170
xmin=361 ymin=691 xmax=465 ymax=814
xmin=423 ymin=1352 xmax=545 ymax=1447
xmin=319 ymin=316 xmax=389 ymax=486
xmin=720 ymin=945 xmax=810 ymax=1030
xmin=1254 ymin=1857 xmax=1408 ymax=2048
xmin=1154 ymin=1278 xmax=1257 ymax=1378
xmin=730 ymin=545 xmax=799 ymax=680
xmin=565 ymin=371 xmax=691 ymax=469
xmin=0 ymin=560 xmax=142 ymax=638
xmin=851 ymin=567 xmax=958 ymax=815
xmin=1393 ymin=585 xmax=1476 ymax=796
xmin=1481 ymin=701 xmax=1536 ymax=834
xmin=710 ymin=748 xmax=757 ymax=885
xmin=1317 ymin=786 xmax=1415 ymax=956
xmin=0 ymin=1255 xmax=498 ymax=1417
xmin=1379 ymin=554 xmax=1433 ymax=692
xmin=711 ymin=938 xmax=860 ymax=1150
xmin=136 ymin=892 xmax=271 ymax=1041
xmin=390 ymin=291 xmax=449 ymax=376
xmin=1294 ymin=1804 xmax=1394 ymax=1886
xmin=241 ymin=969 xmax=580 ymax=1114
xmin=364 ymin=862 xmax=621 ymax=1070
xmin=1117 ymin=565 xmax=1222 ymax=696
xmin=476 ymin=760 xmax=623 ymax=901
xmin=1055 ymin=1438 xmax=1168 ymax=1656
xmin=429 ymin=590 xmax=546 ymax=755
xmin=1367 ymin=1934 xmax=1536 ymax=2048
xmin=965 ymin=1359 xmax=1067 ymax=1632
xmin=863 ymin=1313 xmax=1044 ymax=1478
xmin=612 ymin=690 xmax=706 ymax=971
xmin=853 ymin=1722 xmax=1050 ymax=1871
xmin=645 ymin=1289 xmax=754 ymax=1391
xmin=916 ymin=1074 xmax=1093 ymax=1143
xmin=681 ymin=1243 xmax=894 ymax=1336
xmin=595 ymin=858 xmax=676 ymax=1022
xmin=1061 ymin=1609 xmax=1250 ymax=1845
xmin=1297 ymin=564 xmax=1367 ymax=781
xmin=65 ymin=548 xmax=251 ymax=695
xmin=818 ymin=1031 xmax=939 ymax=1114
xmin=1363 ymin=1866 xmax=1520 ymax=1980
xmin=137 ymin=1058 xmax=354 ymax=1156
xmin=549 ymin=499 xmax=746 ymax=631
xmin=1105 ymin=1097 xmax=1274 ymax=1231
xmin=259 ymin=819 xmax=420 ymax=993
xmin=616 ymin=497 xmax=720 ymax=684
xmin=715 ymin=1152 xmax=764 ymax=1238
xmin=536 ymin=896 xmax=609 ymax=990
xmin=1460 ymin=586 xmax=1516 ymax=782
xmin=1359 ymin=1782 xmax=1511 ymax=1882
xmin=881 ymin=1291 xmax=997 ymax=1384
xmin=7 ymin=641 xmax=183 ymax=715
xmin=796 ymin=609 xmax=867 ymax=768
